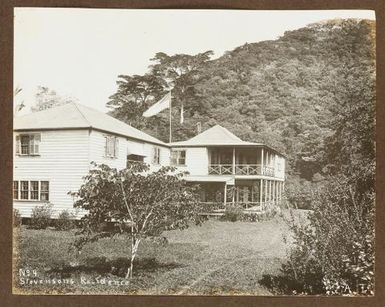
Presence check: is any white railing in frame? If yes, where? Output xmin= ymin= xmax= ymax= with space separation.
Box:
xmin=208 ymin=164 xmax=233 ymax=175
xmin=208 ymin=164 xmax=276 ymax=177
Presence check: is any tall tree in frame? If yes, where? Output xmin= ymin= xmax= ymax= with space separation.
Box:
xmin=107 ymin=51 xmax=213 ymax=141
xmin=149 ymin=51 xmax=214 ymax=141
xmin=107 ymin=74 xmax=166 ymax=130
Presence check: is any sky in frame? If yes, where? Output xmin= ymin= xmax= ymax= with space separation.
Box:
xmin=14 ymin=8 xmax=375 ymax=114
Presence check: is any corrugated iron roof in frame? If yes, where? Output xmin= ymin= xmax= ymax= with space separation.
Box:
xmin=14 ymin=102 xmax=166 ymax=146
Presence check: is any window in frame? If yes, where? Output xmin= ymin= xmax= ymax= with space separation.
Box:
xmin=30 ymin=181 xmax=39 ymax=200
xmin=13 ymin=180 xmax=49 ymax=201
xmin=15 ymin=134 xmax=41 ymax=156
xmin=127 ymin=154 xmax=144 ymax=162
xmin=152 ymin=147 xmax=160 ymax=165
xmin=171 ymin=150 xmax=186 ymax=166
xmin=20 ymin=181 xmax=29 ymax=200
xmin=105 ymin=135 xmax=119 ymax=158
xmin=40 ymin=181 xmax=49 ymax=201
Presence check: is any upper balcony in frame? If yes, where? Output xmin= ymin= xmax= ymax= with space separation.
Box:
xmin=207 ymin=147 xmax=284 ymax=179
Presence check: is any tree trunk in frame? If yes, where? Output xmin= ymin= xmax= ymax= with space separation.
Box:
xmin=126 ymin=237 xmax=141 ymax=279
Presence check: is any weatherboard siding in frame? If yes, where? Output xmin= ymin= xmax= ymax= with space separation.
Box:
xmin=176 ymin=147 xmax=208 ymax=175
xmin=13 ymin=130 xmax=90 ymax=218
xmin=89 ymin=130 xmax=170 ymax=171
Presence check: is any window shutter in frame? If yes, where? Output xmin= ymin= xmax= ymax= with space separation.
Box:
xmin=29 ymin=135 xmax=34 ymax=155
xmin=115 ymin=137 xmax=119 ymax=158
xmin=15 ymin=135 xmax=20 ymax=155
xmin=152 ymin=147 xmax=156 ymax=164
xmin=104 ymin=136 xmax=108 ymax=157
xmin=34 ymin=134 xmax=41 ymax=154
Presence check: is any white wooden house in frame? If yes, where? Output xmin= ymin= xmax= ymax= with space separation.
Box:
xmin=13 ymin=103 xmax=285 ymax=218
xmin=170 ymin=125 xmax=285 ymax=213
xmin=13 ymin=102 xmax=169 ymax=218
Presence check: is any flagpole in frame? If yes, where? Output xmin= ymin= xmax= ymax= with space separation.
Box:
xmin=169 ymin=90 xmax=172 ymax=143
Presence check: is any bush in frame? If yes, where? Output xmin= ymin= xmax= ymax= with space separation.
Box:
xmin=241 ymin=213 xmax=262 ymax=222
xmin=29 ymin=204 xmax=52 ymax=229
xmin=13 ymin=209 xmax=22 ymax=227
xmin=285 ymin=176 xmax=315 ymax=210
xmin=55 ymin=210 xmax=76 ymax=231
xmin=271 ymin=177 xmax=374 ymax=295
xmin=220 ymin=205 xmax=244 ymax=222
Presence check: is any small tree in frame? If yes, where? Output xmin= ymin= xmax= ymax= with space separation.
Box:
xmin=71 ymin=162 xmax=203 ymax=278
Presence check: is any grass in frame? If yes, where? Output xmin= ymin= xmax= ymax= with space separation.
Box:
xmin=13 ymin=211 xmax=297 ymax=295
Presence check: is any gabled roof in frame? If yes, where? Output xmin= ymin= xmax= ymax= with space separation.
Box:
xmin=14 ymin=102 xmax=166 ymax=146
xmin=170 ymin=124 xmax=264 ymax=147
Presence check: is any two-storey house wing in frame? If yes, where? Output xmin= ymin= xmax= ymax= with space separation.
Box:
xmin=169 ymin=125 xmax=285 ymax=214
xmin=13 ymin=102 xmax=170 ymax=218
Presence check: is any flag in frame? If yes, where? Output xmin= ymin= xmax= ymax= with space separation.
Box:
xmin=143 ymin=92 xmax=171 ymax=117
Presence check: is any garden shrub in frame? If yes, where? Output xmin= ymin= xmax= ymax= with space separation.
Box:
xmin=55 ymin=210 xmax=76 ymax=231
xmin=241 ymin=213 xmax=262 ymax=222
xmin=29 ymin=204 xmax=52 ymax=229
xmin=13 ymin=209 xmax=22 ymax=227
xmin=267 ymin=176 xmax=375 ymax=295
xmin=220 ymin=205 xmax=244 ymax=222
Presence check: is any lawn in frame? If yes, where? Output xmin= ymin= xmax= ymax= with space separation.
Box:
xmin=13 ymin=210 xmax=304 ymax=295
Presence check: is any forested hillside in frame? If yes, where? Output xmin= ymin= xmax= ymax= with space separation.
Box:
xmin=107 ymin=18 xmax=375 ymax=209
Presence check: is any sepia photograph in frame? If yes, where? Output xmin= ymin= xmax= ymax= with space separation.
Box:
xmin=12 ymin=8 xmax=375 ymax=296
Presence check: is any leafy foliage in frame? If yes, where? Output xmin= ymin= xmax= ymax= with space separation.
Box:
xmin=220 ymin=205 xmax=244 ymax=222
xmin=278 ymin=177 xmax=374 ymax=295
xmin=261 ymin=19 xmax=375 ymax=295
xmin=55 ymin=210 xmax=76 ymax=231
xmin=31 ymin=86 xmax=78 ymax=112
xmin=29 ymin=204 xmax=52 ymax=229
xmin=13 ymin=209 xmax=22 ymax=227
xmin=71 ymin=162 xmax=203 ymax=278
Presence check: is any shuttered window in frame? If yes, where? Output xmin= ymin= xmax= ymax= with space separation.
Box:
xmin=16 ymin=134 xmax=41 ymax=156
xmin=105 ymin=135 xmax=119 ymax=158
xmin=152 ymin=147 xmax=160 ymax=165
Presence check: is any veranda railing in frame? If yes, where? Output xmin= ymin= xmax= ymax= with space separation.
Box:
xmin=208 ymin=164 xmax=275 ymax=176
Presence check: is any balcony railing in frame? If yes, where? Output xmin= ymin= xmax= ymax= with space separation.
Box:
xmin=208 ymin=164 xmax=233 ymax=175
xmin=208 ymin=164 xmax=275 ymax=176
